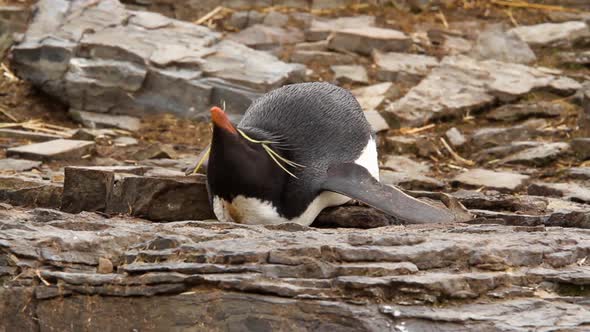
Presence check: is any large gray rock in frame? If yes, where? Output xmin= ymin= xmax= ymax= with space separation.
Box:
xmin=351 ymin=82 xmax=396 ymax=112
xmin=227 ymin=24 xmax=304 ymax=51
xmin=330 ymin=65 xmax=368 ymax=84
xmin=508 ymin=21 xmax=590 ymax=47
xmin=485 ymin=101 xmax=566 ymax=122
xmin=0 ymin=159 xmax=41 ymax=172
xmin=382 ymin=55 xmax=581 ymax=127
xmin=11 ymin=0 xmax=301 ymax=120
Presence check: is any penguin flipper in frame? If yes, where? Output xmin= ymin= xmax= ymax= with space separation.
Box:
xmin=321 ymin=163 xmax=459 ymax=224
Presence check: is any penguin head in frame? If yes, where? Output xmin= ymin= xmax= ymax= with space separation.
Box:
xmin=206 ymin=107 xmax=286 ymax=201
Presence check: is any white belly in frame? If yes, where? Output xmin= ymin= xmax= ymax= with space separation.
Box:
xmin=213 ymin=138 xmax=379 ymax=226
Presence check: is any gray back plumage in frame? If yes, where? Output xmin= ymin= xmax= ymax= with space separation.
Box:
xmin=237 ymin=82 xmax=372 ymax=216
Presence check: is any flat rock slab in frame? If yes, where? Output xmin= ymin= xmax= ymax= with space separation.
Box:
xmin=7 ymin=139 xmax=96 ymax=161
xmin=500 ymin=142 xmax=570 ymax=166
xmin=568 ymin=167 xmax=590 ymax=180
xmin=529 ymin=182 xmax=590 ymax=203
xmin=0 ymin=158 xmax=42 ymax=172
xmin=328 ymin=27 xmax=412 ymax=55
xmin=452 ymin=168 xmax=530 ymax=192
xmin=471 ymin=119 xmax=548 ymax=148
xmin=373 ymin=51 xmax=439 ymax=83
xmin=289 ymin=50 xmax=358 ymax=65
xmin=227 ymin=24 xmax=304 ymax=50
xmin=382 ymin=55 xmax=580 ymax=127
xmin=306 ymin=15 xmax=375 ymax=41
xmin=11 ymin=0 xmax=300 ymax=119
xmin=69 ymin=110 xmax=141 ymax=131
xmin=382 ymin=155 xmax=430 ymax=174
xmin=0 ymin=129 xmax=63 ymax=142
xmin=485 ymin=101 xmax=565 ymax=122
xmin=508 ymin=21 xmax=590 ymax=47
xmin=2 ymin=208 xmax=590 ymax=331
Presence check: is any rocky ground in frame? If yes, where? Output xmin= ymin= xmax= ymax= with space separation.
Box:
xmin=1 ymin=0 xmax=590 ymax=331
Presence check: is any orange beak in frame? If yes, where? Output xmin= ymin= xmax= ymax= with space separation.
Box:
xmin=210 ymin=106 xmax=237 ymax=135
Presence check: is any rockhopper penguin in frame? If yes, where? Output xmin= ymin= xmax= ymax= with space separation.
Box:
xmin=194 ymin=82 xmax=456 ymax=226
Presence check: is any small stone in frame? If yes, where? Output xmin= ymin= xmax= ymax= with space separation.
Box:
xmin=0 ymin=129 xmax=62 ymax=142
xmin=7 ymin=139 xmax=96 ymax=161
xmin=373 ymin=51 xmax=438 ymax=83
xmin=528 ymin=182 xmax=590 ymax=203
xmin=571 ymin=138 xmax=590 ymax=160
xmin=382 ymin=156 xmax=430 ymax=174
xmin=331 ymin=65 xmax=368 ymax=84
xmin=70 ymin=128 xmax=119 ymax=141
xmin=363 ymin=111 xmax=389 ymax=133
xmin=97 ymin=257 xmax=113 ymax=274
xmin=227 ymin=11 xmax=249 ymax=29
xmin=500 ymin=142 xmax=570 ymax=166
xmin=557 ymin=50 xmax=590 ymax=66
xmin=380 ymin=170 xmax=444 ymax=190
xmin=0 ymin=159 xmax=42 ymax=172
xmin=452 ymin=169 xmax=530 ymax=192
xmin=508 ymin=21 xmax=590 ymax=47
xmin=352 ymin=82 xmax=396 ymax=112
xmin=445 ymin=127 xmax=466 ymax=147
xmin=294 ymin=40 xmax=329 ymax=51
xmin=69 ymin=110 xmax=141 ymax=131
xmin=472 ymin=25 xmax=536 ymax=64
xmin=328 ymin=27 xmax=412 ymax=55
xmin=113 ymin=136 xmax=138 ymax=147
xmin=385 ymin=136 xmax=417 ymax=154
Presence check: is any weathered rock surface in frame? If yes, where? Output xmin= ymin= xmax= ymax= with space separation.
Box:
xmin=7 ymin=139 xmax=96 ymax=161
xmin=61 ymin=166 xmax=214 ymax=221
xmin=472 ymin=25 xmax=536 ymax=64
xmin=380 ymin=169 xmax=444 ymax=190
xmin=529 ymin=182 xmax=590 ymax=203
xmin=568 ymin=167 xmax=590 ymax=180
xmin=290 ymin=50 xmax=357 ymax=65
xmin=373 ymin=51 xmax=439 ymax=83
xmin=471 ymin=120 xmax=548 ymax=148
xmin=0 ymin=129 xmax=62 ymax=142
xmin=0 ymin=176 xmax=62 ymax=208
xmin=571 ymin=137 xmax=590 ymax=160
xmin=382 ymin=55 xmax=580 ymax=127
xmin=0 ymin=5 xmax=31 ymax=59
xmin=351 ymin=82 xmax=396 ymax=112
xmin=508 ymin=21 xmax=590 ymax=47
xmin=1 ymin=207 xmax=590 ymax=331
xmin=227 ymin=24 xmax=304 ymax=51
xmin=0 ymin=158 xmax=41 ymax=172
xmin=485 ymin=101 xmax=566 ymax=122
xmin=500 ymin=142 xmax=570 ymax=166
xmin=331 ymin=65 xmax=368 ymax=84
xmin=11 ymin=0 xmax=301 ymax=119
xmin=452 ymin=168 xmax=530 ymax=192
xmin=445 ymin=127 xmax=466 ymax=147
